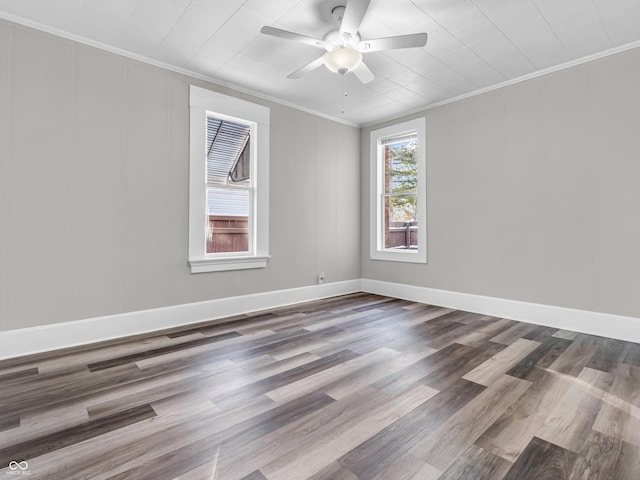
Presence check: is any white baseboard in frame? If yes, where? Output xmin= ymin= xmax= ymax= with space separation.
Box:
xmin=361 ymin=279 xmax=640 ymax=344
xmin=0 ymin=280 xmax=362 ymax=361
xmin=3 ymin=278 xmax=639 ymax=361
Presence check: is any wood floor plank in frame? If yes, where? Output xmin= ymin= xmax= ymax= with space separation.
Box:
xmin=586 ymin=337 xmax=627 ymax=373
xmin=133 ymin=332 xmax=267 ymax=369
xmin=569 ymin=430 xmax=640 ymax=480
xmin=266 ymin=348 xmax=399 ymax=403
xmin=372 ymin=342 xmax=475 ymax=394
xmin=83 ymin=365 xmax=222 ymax=418
xmin=536 ymin=367 xmax=613 ymax=453
xmin=0 ymin=366 xmax=39 ymax=383
xmin=175 ymin=460 xmax=226 ymax=480
xmin=1 ymin=294 xmax=638 ymax=480
xmin=1 ymin=332 xmax=200 ymax=376
xmin=521 ymin=325 xmax=558 ymax=341
xmin=462 ymin=338 xmax=540 ymax=386
xmin=27 ymin=401 xmax=230 ymax=479
xmin=420 ymin=341 xmax=505 ymax=391
xmin=491 ymin=322 xmax=538 ymax=345
xmin=505 ymin=336 xmax=572 ymax=382
xmin=410 ymin=374 xmax=531 ymax=471
xmin=150 ymin=393 xmax=218 ymax=417
xmin=213 ymin=391 xmax=336 ymax=454
xmin=323 ymin=348 xmax=437 ymax=400
xmin=259 ymin=384 xmax=437 ymax=480
xmin=239 ymin=471 xmax=270 ymax=480
xmin=0 ymin=405 xmax=91 ymax=450
xmin=0 ymin=415 xmax=20 ymax=432
xmin=107 ymin=442 xmax=220 ymax=480
xmin=0 ymin=363 xmax=145 ymax=416
xmin=502 ymin=436 xmax=578 ymax=480
xmin=370 ymin=453 xmax=441 ymax=480
xmin=166 ymin=313 xmax=269 ymax=338
xmin=474 ymin=318 xmax=516 ymax=336
xmin=87 ymin=331 xmax=243 ymax=371
xmin=623 ymin=342 xmax=640 ymax=368
xmin=400 ymin=306 xmax=455 ymax=327
xmin=437 ymin=445 xmax=512 ymax=480
xmin=146 ymin=356 xmax=276 ymax=409
xmin=553 ymin=330 xmax=579 ymax=340
xmin=306 ymin=462 xmax=359 ymax=480
xmin=423 ymin=323 xmax=483 ymax=350
xmin=302 ymin=308 xmax=384 ymax=333
xmin=0 ymin=404 xmax=156 ymax=467
xmin=453 ymin=330 xmax=493 ymax=348
xmin=216 ymin=386 xmax=392 ymax=479
xmin=548 ymin=333 xmax=599 ymax=377
xmin=339 ymin=378 xmax=484 ymax=479
xmin=591 ymin=363 xmax=640 ymax=448
xmin=475 ymin=369 xmax=573 ymax=462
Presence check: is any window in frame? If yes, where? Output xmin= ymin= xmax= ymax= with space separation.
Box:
xmin=189 ymin=86 xmax=270 ymax=273
xmin=370 ymin=117 xmax=426 ymax=263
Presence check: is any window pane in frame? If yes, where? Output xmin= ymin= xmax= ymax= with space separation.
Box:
xmin=384 ymin=139 xmax=417 ymax=195
xmin=206 ymin=116 xmax=251 ymax=186
xmin=207 ymin=187 xmax=249 ymax=253
xmin=205 ymin=115 xmax=252 ymax=254
xmin=384 ymin=194 xmax=417 ymax=250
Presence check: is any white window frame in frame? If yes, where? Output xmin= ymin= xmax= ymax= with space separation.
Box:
xmin=370 ymin=117 xmax=427 ymax=263
xmin=189 ymin=85 xmax=270 ymax=273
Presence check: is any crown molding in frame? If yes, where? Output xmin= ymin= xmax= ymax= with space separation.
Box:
xmin=1 ymin=11 xmax=639 ymax=131
xmin=361 ymin=39 xmax=640 ymax=128
xmin=0 ymin=13 xmax=360 ymax=128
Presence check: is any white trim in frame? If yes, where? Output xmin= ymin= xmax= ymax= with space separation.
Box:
xmin=189 ymin=86 xmax=270 ymax=273
xmin=370 ymin=117 xmax=427 ymax=264
xmin=361 ymin=279 xmax=640 ymax=344
xmin=189 ymin=255 xmax=270 ymax=273
xmin=0 ymin=280 xmax=362 ymax=361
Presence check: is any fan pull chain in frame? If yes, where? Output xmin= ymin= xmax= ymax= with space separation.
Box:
xmin=341 ymin=75 xmax=348 ymax=115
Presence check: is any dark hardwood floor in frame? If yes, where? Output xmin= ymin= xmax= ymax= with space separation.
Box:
xmin=1 ymin=293 xmax=639 ymax=479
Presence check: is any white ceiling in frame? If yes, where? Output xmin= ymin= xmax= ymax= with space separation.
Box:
xmin=0 ymin=0 xmax=639 ymax=126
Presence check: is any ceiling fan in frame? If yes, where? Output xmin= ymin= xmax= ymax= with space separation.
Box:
xmin=260 ymin=0 xmax=427 ymax=84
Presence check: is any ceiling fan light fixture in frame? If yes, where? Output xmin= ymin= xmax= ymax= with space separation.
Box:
xmin=323 ymin=46 xmax=362 ymax=75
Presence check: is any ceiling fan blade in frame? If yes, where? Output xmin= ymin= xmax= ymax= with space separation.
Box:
xmin=359 ymin=33 xmax=428 ymax=52
xmin=260 ymin=26 xmax=326 ymax=49
xmin=352 ymin=61 xmax=375 ymax=84
xmin=340 ymin=0 xmax=372 ymax=39
xmin=287 ymin=55 xmax=326 ymax=79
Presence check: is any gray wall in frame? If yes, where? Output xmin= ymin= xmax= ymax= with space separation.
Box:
xmin=0 ymin=20 xmax=361 ymax=332
xmin=3 ymin=18 xmax=639 ymax=334
xmin=362 ymin=46 xmax=640 ymax=318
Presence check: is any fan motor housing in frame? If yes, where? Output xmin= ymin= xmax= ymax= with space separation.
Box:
xmin=323 ymin=29 xmax=360 ymax=49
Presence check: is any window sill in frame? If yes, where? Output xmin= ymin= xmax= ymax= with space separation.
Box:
xmin=370 ymin=250 xmax=427 ymax=264
xmin=189 ymin=255 xmax=270 ymax=273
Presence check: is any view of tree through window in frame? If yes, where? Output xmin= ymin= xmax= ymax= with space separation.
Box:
xmin=384 ymin=136 xmax=418 ymax=250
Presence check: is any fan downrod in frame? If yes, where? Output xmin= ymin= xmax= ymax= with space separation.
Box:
xmin=331 ymin=6 xmax=345 ymax=23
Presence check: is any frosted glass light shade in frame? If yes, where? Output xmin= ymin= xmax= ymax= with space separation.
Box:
xmin=323 ymin=47 xmax=362 ymax=75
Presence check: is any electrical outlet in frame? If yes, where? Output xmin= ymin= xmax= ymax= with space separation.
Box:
xmin=318 ymin=272 xmax=325 ymax=284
